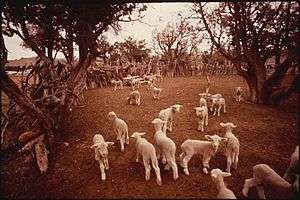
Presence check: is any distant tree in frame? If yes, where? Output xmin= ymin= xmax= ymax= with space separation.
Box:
xmin=193 ymin=2 xmax=299 ymax=104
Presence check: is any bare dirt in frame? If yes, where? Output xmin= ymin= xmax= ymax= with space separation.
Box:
xmin=1 ymin=75 xmax=298 ymax=199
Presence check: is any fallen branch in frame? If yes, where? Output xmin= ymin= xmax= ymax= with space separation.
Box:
xmin=34 ymin=140 xmax=49 ymax=174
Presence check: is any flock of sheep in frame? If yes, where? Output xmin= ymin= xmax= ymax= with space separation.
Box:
xmin=90 ymin=74 xmax=298 ymax=199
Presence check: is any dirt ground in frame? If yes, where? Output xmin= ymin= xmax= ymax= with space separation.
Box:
xmin=0 ymin=75 xmax=298 ymax=199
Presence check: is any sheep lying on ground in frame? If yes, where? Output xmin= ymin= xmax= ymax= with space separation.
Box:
xmin=150 ymin=85 xmax=162 ymax=99
xmin=211 ymin=97 xmax=226 ymax=116
xmin=111 ymin=80 xmax=123 ymax=91
xmin=283 ymin=145 xmax=299 ymax=182
xmin=107 ymin=111 xmax=129 ymax=152
xmin=233 ymin=87 xmax=243 ymax=102
xmin=90 ymin=134 xmax=114 ymax=181
xmin=242 ymin=164 xmax=299 ymax=199
xmin=194 ymin=106 xmax=208 ymax=132
xmin=210 ymin=168 xmax=236 ymax=199
xmin=131 ymin=132 xmax=162 ymax=186
xmin=152 ymin=118 xmax=178 ymax=180
xmin=127 ymin=90 xmax=141 ymax=106
xmin=219 ymin=122 xmax=240 ymax=173
xmin=158 ymin=104 xmax=183 ymax=133
xmin=180 ymin=134 xmax=227 ymax=175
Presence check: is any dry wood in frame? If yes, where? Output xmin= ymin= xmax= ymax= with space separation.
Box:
xmin=34 ymin=140 xmax=49 ymax=174
xmin=18 ymin=134 xmax=44 ymax=153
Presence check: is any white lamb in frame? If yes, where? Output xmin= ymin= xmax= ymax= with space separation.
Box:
xmin=131 ymin=132 xmax=162 ymax=186
xmin=158 ymin=104 xmax=183 ymax=133
xmin=283 ymin=145 xmax=299 ymax=182
xmin=127 ymin=90 xmax=141 ymax=106
xmin=152 ymin=118 xmax=178 ymax=181
xmin=150 ymin=85 xmax=162 ymax=99
xmin=90 ymin=134 xmax=114 ymax=181
xmin=107 ymin=111 xmax=129 ymax=152
xmin=194 ymin=106 xmax=208 ymax=132
xmin=233 ymin=87 xmax=243 ymax=102
xmin=111 ymin=80 xmax=123 ymax=91
xmin=219 ymin=122 xmax=240 ymax=173
xmin=211 ymin=97 xmax=226 ymax=116
xmin=242 ymin=164 xmax=299 ymax=199
xmin=210 ymin=168 xmax=237 ymax=199
xmin=179 ymin=134 xmax=227 ymax=175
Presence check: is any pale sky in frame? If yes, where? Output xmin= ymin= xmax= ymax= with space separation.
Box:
xmin=4 ymin=3 xmax=211 ymax=60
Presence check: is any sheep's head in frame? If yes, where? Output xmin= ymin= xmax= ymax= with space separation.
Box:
xmin=107 ymin=111 xmax=117 ymax=121
xmin=152 ymin=118 xmax=167 ymax=131
xmin=194 ymin=107 xmax=205 ymax=118
xmin=205 ymin=134 xmax=227 ymax=151
xmin=131 ymin=132 xmax=146 ymax=138
xmin=171 ymin=104 xmax=183 ymax=113
xmin=210 ymin=168 xmax=231 ymax=180
xmin=220 ymin=122 xmax=237 ymax=131
xmin=111 ymin=80 xmax=116 ymax=84
xmin=90 ymin=142 xmax=114 ymax=158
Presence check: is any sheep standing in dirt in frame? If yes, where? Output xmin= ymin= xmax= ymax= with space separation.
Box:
xmin=242 ymin=164 xmax=299 ymax=199
xmin=158 ymin=104 xmax=183 ymax=133
xmin=179 ymin=135 xmax=227 ymax=175
xmin=233 ymin=87 xmax=243 ymax=102
xmin=194 ymin=106 xmax=208 ymax=132
xmin=210 ymin=168 xmax=236 ymax=199
xmin=111 ymin=80 xmax=123 ymax=91
xmin=152 ymin=118 xmax=178 ymax=181
xmin=131 ymin=132 xmax=162 ymax=186
xmin=127 ymin=90 xmax=141 ymax=106
xmin=283 ymin=145 xmax=299 ymax=182
xmin=219 ymin=122 xmax=240 ymax=173
xmin=211 ymin=97 xmax=226 ymax=116
xmin=107 ymin=111 xmax=129 ymax=152
xmin=90 ymin=134 xmax=114 ymax=181
xmin=150 ymin=85 xmax=162 ymax=100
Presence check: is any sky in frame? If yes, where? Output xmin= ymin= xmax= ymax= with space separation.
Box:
xmin=4 ymin=3 xmax=212 ymax=60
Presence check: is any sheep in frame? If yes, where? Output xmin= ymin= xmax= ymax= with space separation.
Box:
xmin=131 ymin=132 xmax=162 ymax=186
xmin=111 ymin=80 xmax=123 ymax=91
xmin=107 ymin=111 xmax=129 ymax=152
xmin=158 ymin=104 xmax=183 ymax=133
xmin=210 ymin=97 xmax=226 ymax=116
xmin=219 ymin=122 xmax=240 ymax=173
xmin=283 ymin=145 xmax=299 ymax=182
xmin=242 ymin=164 xmax=299 ymax=199
xmin=150 ymin=85 xmax=162 ymax=100
xmin=179 ymin=134 xmax=228 ymax=175
xmin=233 ymin=87 xmax=243 ymax=102
xmin=194 ymin=106 xmax=208 ymax=132
xmin=126 ymin=90 xmax=141 ymax=106
xmin=210 ymin=168 xmax=237 ymax=199
xmin=90 ymin=134 xmax=114 ymax=181
xmin=152 ymin=118 xmax=178 ymax=181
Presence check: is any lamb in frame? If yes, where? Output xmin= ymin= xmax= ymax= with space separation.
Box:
xmin=179 ymin=134 xmax=227 ymax=175
xmin=107 ymin=111 xmax=129 ymax=152
xmin=150 ymin=85 xmax=162 ymax=99
xmin=127 ymin=90 xmax=141 ymax=106
xmin=90 ymin=134 xmax=114 ymax=181
xmin=233 ymin=87 xmax=243 ymax=102
xmin=210 ymin=97 xmax=226 ymax=116
xmin=194 ymin=106 xmax=208 ymax=132
xmin=111 ymin=80 xmax=123 ymax=91
xmin=131 ymin=132 xmax=162 ymax=186
xmin=283 ymin=145 xmax=299 ymax=182
xmin=210 ymin=168 xmax=237 ymax=199
xmin=219 ymin=122 xmax=240 ymax=173
xmin=152 ymin=118 xmax=178 ymax=180
xmin=158 ymin=104 xmax=183 ymax=133
xmin=242 ymin=164 xmax=299 ymax=199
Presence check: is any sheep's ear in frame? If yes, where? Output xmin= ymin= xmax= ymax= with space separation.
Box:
xmin=204 ymin=135 xmax=212 ymax=141
xmin=90 ymin=144 xmax=97 ymax=149
xmin=221 ymin=137 xmax=228 ymax=142
xmin=138 ymin=132 xmax=146 ymax=136
xmin=231 ymin=124 xmax=237 ymax=128
xmin=220 ymin=123 xmax=226 ymax=127
xmin=106 ymin=142 xmax=114 ymax=146
xmin=152 ymin=119 xmax=158 ymax=124
xmin=222 ymin=172 xmax=231 ymax=177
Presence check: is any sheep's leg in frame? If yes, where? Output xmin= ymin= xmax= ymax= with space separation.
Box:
xmin=256 ymin=185 xmax=266 ymax=199
xmin=120 ymin=138 xmax=124 ymax=152
xmin=99 ymin=161 xmax=106 ymax=181
xmin=223 ymin=103 xmax=226 ymax=113
xmin=217 ymin=106 xmax=221 ymax=116
xmin=143 ymin=158 xmax=151 ymax=181
xmin=226 ymin=156 xmax=232 ymax=173
xmin=125 ymin=131 xmax=129 ymax=145
xmin=151 ymin=159 xmax=162 ymax=186
xmin=213 ymin=108 xmax=217 ymax=116
xmin=155 ymin=147 xmax=161 ymax=161
xmin=182 ymin=154 xmax=193 ymax=175
xmin=179 ymin=152 xmax=185 ymax=167
xmin=168 ymin=119 xmax=173 ymax=132
xmin=136 ymin=152 xmax=139 ymax=162
xmin=104 ymin=158 xmax=109 ymax=170
xmin=202 ymin=155 xmax=211 ymax=174
xmin=168 ymin=158 xmax=178 ymax=180
xmin=205 ymin=114 xmax=208 ymax=126
xmin=242 ymin=178 xmax=257 ymax=197
xmin=233 ymin=153 xmax=239 ymax=170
